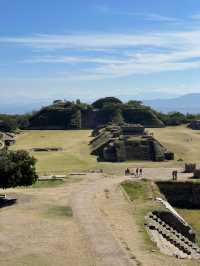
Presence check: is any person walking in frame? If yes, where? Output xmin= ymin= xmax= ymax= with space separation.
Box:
xmin=139 ymin=168 xmax=143 ymax=177
xmin=136 ymin=168 xmax=139 ymax=177
xmin=125 ymin=168 xmax=130 ymax=176
xmin=172 ymin=170 xmax=178 ymax=180
xmin=174 ymin=170 xmax=178 ymax=180
xmin=172 ymin=170 xmax=175 ymax=180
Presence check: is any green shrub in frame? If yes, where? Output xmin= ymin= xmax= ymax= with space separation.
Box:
xmin=0 ymin=150 xmax=38 ymax=189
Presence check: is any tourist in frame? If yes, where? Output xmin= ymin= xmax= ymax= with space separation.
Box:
xmin=172 ymin=170 xmax=178 ymax=180
xmin=125 ymin=168 xmax=130 ymax=176
xmin=172 ymin=171 xmax=174 ymax=180
xmin=139 ymin=168 xmax=143 ymax=176
xmin=175 ymin=170 xmax=178 ymax=180
xmin=136 ymin=168 xmax=139 ymax=177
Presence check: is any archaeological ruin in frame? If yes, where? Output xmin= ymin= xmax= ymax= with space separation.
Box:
xmin=188 ymin=120 xmax=200 ymax=130
xmin=90 ymin=123 xmax=174 ymax=162
xmin=28 ymin=98 xmax=165 ymax=129
xmin=0 ymin=132 xmax=15 ymax=151
xmin=145 ymin=181 xmax=200 ymax=259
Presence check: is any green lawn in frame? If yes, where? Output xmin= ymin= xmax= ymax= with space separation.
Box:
xmin=31 ymin=179 xmax=65 ymax=188
xmin=45 ymin=206 xmax=73 ymax=218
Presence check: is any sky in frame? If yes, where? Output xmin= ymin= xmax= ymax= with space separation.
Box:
xmin=1 ymin=0 xmax=200 ymax=111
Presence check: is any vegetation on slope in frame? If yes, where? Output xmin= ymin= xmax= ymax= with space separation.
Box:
xmin=28 ymin=97 xmax=165 ymax=129
xmin=2 ymin=97 xmax=200 ymax=131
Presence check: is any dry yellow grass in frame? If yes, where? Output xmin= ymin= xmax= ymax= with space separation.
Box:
xmin=12 ymin=130 xmax=98 ymax=174
xmin=3 ymin=126 xmax=200 ymax=266
xmin=150 ymin=125 xmax=200 ymax=164
xmin=11 ymin=126 xmax=200 ymax=175
xmin=0 ymin=182 xmax=94 ymax=266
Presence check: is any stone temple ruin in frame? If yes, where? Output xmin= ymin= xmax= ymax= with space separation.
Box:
xmin=184 ymin=163 xmax=200 ymax=179
xmin=90 ymin=123 xmax=174 ymax=162
xmin=145 ymin=181 xmax=200 ymax=259
xmin=0 ymin=132 xmax=15 ymax=151
xmin=145 ymin=199 xmax=200 ymax=259
xmin=188 ymin=120 xmax=200 ymax=130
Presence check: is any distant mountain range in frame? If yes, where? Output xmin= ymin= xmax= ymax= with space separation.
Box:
xmin=0 ymin=100 xmax=52 ymax=114
xmin=1 ymin=93 xmax=200 ymax=114
xmin=144 ymin=93 xmax=200 ymax=114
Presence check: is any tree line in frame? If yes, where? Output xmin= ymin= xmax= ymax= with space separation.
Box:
xmin=1 ymin=97 xmax=200 ymax=132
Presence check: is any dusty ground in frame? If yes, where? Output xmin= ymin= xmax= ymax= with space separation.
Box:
xmin=4 ymin=126 xmax=200 ymax=265
xmin=0 ymin=179 xmax=94 ymax=266
xmin=1 ymin=169 xmax=200 ymax=266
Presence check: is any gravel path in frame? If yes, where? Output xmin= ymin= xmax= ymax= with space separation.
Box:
xmin=71 ymin=175 xmax=137 ymax=266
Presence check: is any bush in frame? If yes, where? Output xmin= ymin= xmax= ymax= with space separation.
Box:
xmin=92 ymin=97 xmax=122 ymax=109
xmin=0 ymin=150 xmax=38 ymax=189
xmin=0 ymin=114 xmax=31 ymax=131
xmin=156 ymin=111 xmax=188 ymax=126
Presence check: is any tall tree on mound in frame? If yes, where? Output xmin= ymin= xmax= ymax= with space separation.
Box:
xmin=0 ymin=150 xmax=38 ymax=189
xmin=92 ymin=97 xmax=122 ymax=109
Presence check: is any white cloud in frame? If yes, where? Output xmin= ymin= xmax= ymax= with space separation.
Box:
xmin=94 ymin=5 xmax=179 ymax=22
xmin=190 ymin=13 xmax=200 ymax=20
xmin=2 ymin=28 xmax=200 ymax=80
xmin=1 ymin=29 xmax=200 ymax=51
xmin=23 ymin=55 xmax=125 ymax=65
xmin=0 ymin=33 xmax=168 ymax=49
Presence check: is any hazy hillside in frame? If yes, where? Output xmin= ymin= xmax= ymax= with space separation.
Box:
xmin=144 ymin=93 xmax=200 ymax=114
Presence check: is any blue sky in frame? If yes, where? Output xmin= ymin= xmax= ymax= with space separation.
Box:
xmin=1 ymin=0 xmax=200 ymax=109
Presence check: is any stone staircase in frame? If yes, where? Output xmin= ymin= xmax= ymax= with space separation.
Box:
xmin=145 ymin=212 xmax=200 ymax=259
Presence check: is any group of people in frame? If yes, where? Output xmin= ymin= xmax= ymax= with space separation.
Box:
xmin=125 ymin=167 xmax=143 ymax=177
xmin=125 ymin=168 xmax=178 ymax=180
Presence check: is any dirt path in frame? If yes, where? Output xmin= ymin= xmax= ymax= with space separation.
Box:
xmin=70 ymin=170 xmax=199 ymax=266
xmin=71 ymin=175 xmax=137 ymax=266
xmin=0 ymin=180 xmax=94 ymax=266
xmin=0 ymin=168 xmax=197 ymax=266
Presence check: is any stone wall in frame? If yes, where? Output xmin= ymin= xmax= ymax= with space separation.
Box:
xmin=152 ymin=210 xmax=196 ymax=242
xmin=156 ymin=181 xmax=200 ymax=209
xmin=188 ymin=120 xmax=200 ymax=130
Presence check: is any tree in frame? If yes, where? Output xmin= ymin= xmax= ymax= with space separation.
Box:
xmin=165 ymin=112 xmax=187 ymax=126
xmin=53 ymin=99 xmax=63 ymax=105
xmin=0 ymin=150 xmax=38 ymax=189
xmin=92 ymin=97 xmax=122 ymax=109
xmin=126 ymin=100 xmax=143 ymax=108
xmin=0 ymin=119 xmax=17 ymax=132
xmin=16 ymin=114 xmax=30 ymax=129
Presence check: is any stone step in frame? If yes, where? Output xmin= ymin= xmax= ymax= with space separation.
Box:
xmin=146 ymin=213 xmax=200 ymax=258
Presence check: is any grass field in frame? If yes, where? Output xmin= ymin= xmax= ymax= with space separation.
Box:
xmin=11 ymin=125 xmax=200 ymax=174
xmin=12 ymin=130 xmax=98 ymax=175
xmin=150 ymin=125 xmax=200 ymax=163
